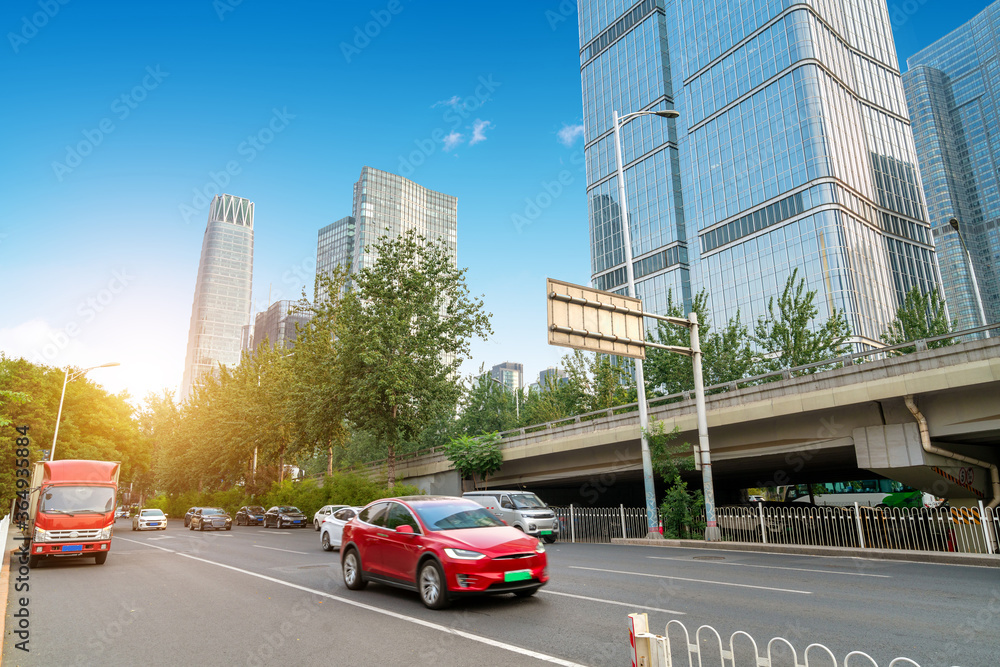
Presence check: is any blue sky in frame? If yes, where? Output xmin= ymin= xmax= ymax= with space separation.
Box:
xmin=0 ymin=0 xmax=991 ymax=403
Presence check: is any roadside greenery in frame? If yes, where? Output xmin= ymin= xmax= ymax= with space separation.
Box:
xmin=645 ymin=419 xmax=704 ymax=539
xmin=444 ymin=432 xmax=504 ymax=490
xmin=882 ymin=286 xmax=954 ymax=353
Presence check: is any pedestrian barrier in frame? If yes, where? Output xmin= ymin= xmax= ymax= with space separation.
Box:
xmin=551 ymin=505 xmax=649 ymax=543
xmin=716 ymin=503 xmax=998 ymax=555
xmin=0 ymin=511 xmax=9 ymax=554
xmin=627 ymin=613 xmax=954 ymax=667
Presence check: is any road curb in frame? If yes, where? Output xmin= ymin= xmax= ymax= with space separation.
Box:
xmin=610 ymin=538 xmax=1000 ymax=567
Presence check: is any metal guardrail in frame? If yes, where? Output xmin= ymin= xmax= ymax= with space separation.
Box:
xmin=356 ymin=323 xmax=999 ymax=470
xmin=551 ymin=505 xmax=649 ymax=543
xmin=715 ymin=503 xmax=998 ymax=555
xmin=628 ymin=614 xmax=955 ymax=667
xmin=0 ymin=508 xmax=10 ymax=556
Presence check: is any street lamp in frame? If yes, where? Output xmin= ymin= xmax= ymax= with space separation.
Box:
xmin=948 ymin=218 xmax=988 ymax=330
xmin=612 ymin=107 xmax=719 ymax=541
xmin=51 ymin=362 xmax=120 ymax=461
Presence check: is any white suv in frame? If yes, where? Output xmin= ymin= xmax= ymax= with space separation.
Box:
xmin=463 ymin=490 xmax=560 ymax=543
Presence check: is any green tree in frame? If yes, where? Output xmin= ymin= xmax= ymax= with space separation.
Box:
xmin=753 ymin=269 xmax=852 ymax=371
xmin=645 ymin=419 xmax=703 ymax=539
xmin=882 ymin=286 xmax=954 ymax=353
xmin=457 ymin=371 xmax=519 ymax=436
xmin=444 ymin=432 xmax=504 ymax=490
xmin=519 ymin=372 xmax=577 ymax=426
xmin=644 ymin=290 xmax=758 ymax=396
xmin=0 ymin=355 xmax=31 ymax=514
xmin=335 ymin=229 xmax=492 ymax=486
xmin=561 ymin=350 xmax=635 ymax=413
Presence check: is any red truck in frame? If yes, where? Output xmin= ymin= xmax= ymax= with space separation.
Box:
xmin=27 ymin=459 xmax=121 ymax=568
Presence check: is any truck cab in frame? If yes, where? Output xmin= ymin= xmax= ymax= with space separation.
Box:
xmin=28 ymin=460 xmax=120 ymax=568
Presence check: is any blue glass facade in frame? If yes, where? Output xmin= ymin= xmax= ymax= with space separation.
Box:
xmin=579 ymin=0 xmax=939 ymax=345
xmin=903 ymin=1 xmax=1000 ymax=330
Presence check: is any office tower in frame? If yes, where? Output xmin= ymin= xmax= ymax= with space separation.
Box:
xmin=315 ymin=215 xmax=355 ymax=303
xmin=180 ymin=194 xmax=254 ymax=400
xmin=578 ymin=0 xmax=940 ymax=345
xmin=490 ymin=362 xmax=524 ymax=392
xmin=351 ymin=166 xmax=458 ymax=271
xmin=903 ymin=1 xmax=1000 ymax=330
xmin=315 ymin=167 xmax=457 ymax=300
xmin=251 ymin=300 xmax=313 ymax=351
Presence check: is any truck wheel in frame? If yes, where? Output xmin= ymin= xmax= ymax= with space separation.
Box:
xmin=29 ymin=555 xmax=40 ymax=569
xmin=95 ymin=552 xmax=108 ymax=565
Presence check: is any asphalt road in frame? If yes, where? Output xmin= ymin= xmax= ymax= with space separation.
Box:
xmin=3 ymin=518 xmax=998 ymax=666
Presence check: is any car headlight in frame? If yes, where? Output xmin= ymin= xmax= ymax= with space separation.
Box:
xmin=536 ymin=541 xmax=545 ymax=554
xmin=444 ymin=548 xmax=487 ymax=560
xmin=34 ymin=527 xmax=49 ymax=542
xmin=99 ymin=524 xmax=113 ymax=539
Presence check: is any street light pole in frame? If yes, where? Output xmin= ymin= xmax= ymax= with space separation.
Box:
xmin=612 ymin=107 xmax=679 ymax=539
xmin=949 ymin=218 xmax=988 ymax=331
xmin=51 ymin=362 xmax=120 ymax=461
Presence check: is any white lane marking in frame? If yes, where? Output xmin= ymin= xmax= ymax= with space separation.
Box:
xmin=146 ymin=536 xmax=176 ymax=541
xmin=256 ymin=530 xmax=291 ymax=535
xmin=540 ymin=590 xmax=684 ymax=615
xmin=252 ymin=545 xmax=309 ymax=555
xmin=117 ymin=537 xmax=175 ymax=553
xmin=569 ymin=566 xmax=812 ymax=595
xmin=176 ymin=552 xmax=587 ymax=667
xmin=646 ymin=556 xmax=891 ymax=578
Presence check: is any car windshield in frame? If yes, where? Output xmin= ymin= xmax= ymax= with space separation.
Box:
xmin=248 ymin=506 xmax=264 ymax=513
xmin=40 ymin=486 xmax=115 ymax=514
xmin=140 ymin=510 xmax=164 ymax=517
xmin=202 ymin=508 xmax=225 ymax=515
xmin=412 ymin=502 xmax=506 ymax=531
xmin=510 ymin=493 xmax=546 ymax=509
xmin=278 ymin=507 xmax=301 ymax=514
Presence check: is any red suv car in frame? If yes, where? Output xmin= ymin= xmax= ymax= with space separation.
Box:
xmin=340 ymin=496 xmax=548 ymax=609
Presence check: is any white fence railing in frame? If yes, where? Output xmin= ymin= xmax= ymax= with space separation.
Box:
xmin=0 ymin=510 xmax=10 ymax=558
xmin=628 ymin=614 xmax=956 ymax=667
xmin=550 ymin=503 xmax=999 ymax=556
xmin=551 ymin=505 xmax=649 ymax=543
xmin=716 ymin=503 xmax=998 ymax=555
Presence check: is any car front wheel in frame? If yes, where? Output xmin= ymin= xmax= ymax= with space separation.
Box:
xmin=342 ymin=549 xmax=366 ymax=590
xmin=418 ymin=560 xmax=449 ymax=610
xmin=277 ymin=518 xmax=283 ymax=529
xmin=321 ymin=531 xmax=332 ymax=552
xmin=542 ymin=535 xmax=556 ymax=544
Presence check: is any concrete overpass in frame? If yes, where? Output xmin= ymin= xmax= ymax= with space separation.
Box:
xmin=393 ymin=335 xmax=1000 ymax=507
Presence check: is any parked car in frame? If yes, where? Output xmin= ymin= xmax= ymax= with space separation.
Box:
xmin=748 ymin=495 xmax=765 ymax=503
xmin=184 ymin=507 xmax=203 ymax=527
xmin=314 ymin=504 xmax=349 ymax=530
xmin=320 ymin=506 xmax=361 ymax=551
xmin=341 ymin=496 xmax=548 ymax=609
xmin=132 ymin=508 xmax=168 ymax=531
xmin=236 ymin=505 xmax=266 ymax=526
xmin=115 ymin=507 xmax=130 ymax=519
xmin=264 ymin=506 xmax=308 ymax=528
xmin=463 ymin=490 xmax=560 ymax=543
xmin=189 ymin=507 xmax=232 ymax=531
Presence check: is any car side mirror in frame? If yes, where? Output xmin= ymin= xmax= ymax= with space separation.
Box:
xmin=396 ymin=525 xmax=415 ymax=534
xmin=164 ymin=514 xmax=169 ymax=517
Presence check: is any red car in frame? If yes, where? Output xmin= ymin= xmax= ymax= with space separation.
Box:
xmin=340 ymin=496 xmax=548 ymax=609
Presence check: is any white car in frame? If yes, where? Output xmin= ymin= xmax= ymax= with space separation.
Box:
xmin=132 ymin=508 xmax=168 ymax=531
xmin=320 ymin=506 xmax=360 ymax=551
xmin=313 ymin=504 xmax=349 ymax=530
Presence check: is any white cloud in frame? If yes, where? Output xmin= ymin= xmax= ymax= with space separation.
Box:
xmin=443 ymin=131 xmax=464 ymax=151
xmin=469 ymin=119 xmax=493 ymax=146
xmin=432 ymin=95 xmax=462 ymax=109
xmin=557 ymin=123 xmax=585 ymax=147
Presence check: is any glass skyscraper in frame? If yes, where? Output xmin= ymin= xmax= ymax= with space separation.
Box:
xmin=181 ymin=194 xmax=254 ymax=400
xmin=247 ymin=299 xmax=313 ymax=351
xmin=578 ymin=0 xmax=940 ymax=346
xmin=903 ymin=0 xmax=1000 ymax=330
xmin=316 ymin=166 xmax=458 ymax=289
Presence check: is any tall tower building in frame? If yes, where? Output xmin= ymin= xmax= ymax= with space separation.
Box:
xmin=578 ymin=0 xmax=940 ymax=345
xmin=315 ymin=166 xmax=458 ymax=297
xmin=903 ymin=0 xmax=1000 ymax=331
xmin=490 ymin=362 xmax=524 ymax=392
xmin=181 ymin=194 xmax=254 ymax=400
xmin=315 ymin=215 xmax=355 ymax=303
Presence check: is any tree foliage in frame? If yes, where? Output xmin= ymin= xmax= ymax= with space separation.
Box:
xmin=334 ymin=229 xmax=491 ymax=486
xmin=444 ymin=432 xmax=504 ymax=490
xmin=753 ymin=269 xmax=852 ymax=371
xmin=882 ymin=286 xmax=954 ymax=353
xmin=456 ymin=371 xmax=519 ymax=436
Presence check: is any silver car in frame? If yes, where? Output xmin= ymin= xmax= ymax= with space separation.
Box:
xmin=132 ymin=508 xmax=168 ymax=531
xmin=462 ymin=490 xmax=560 ymax=543
xmin=320 ymin=506 xmax=361 ymax=551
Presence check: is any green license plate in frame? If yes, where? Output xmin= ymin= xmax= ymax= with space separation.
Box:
xmin=504 ymin=569 xmax=532 ymax=583
xmin=540 ymin=530 xmax=552 ymax=535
